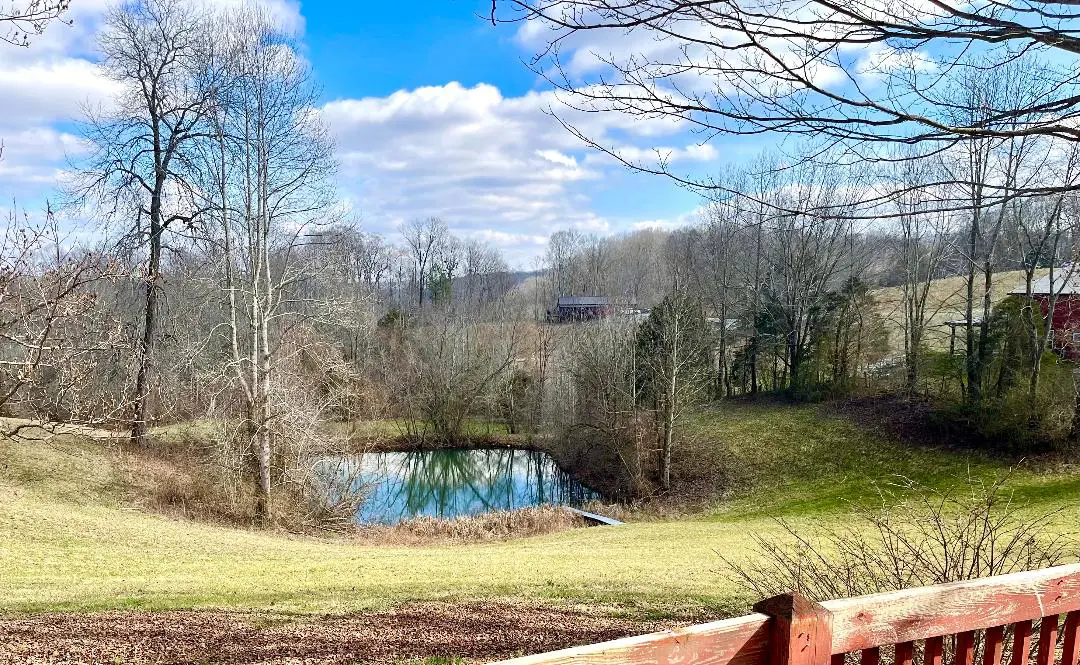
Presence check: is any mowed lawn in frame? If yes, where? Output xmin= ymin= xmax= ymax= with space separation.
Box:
xmin=2 ymin=402 xmax=1078 ymax=617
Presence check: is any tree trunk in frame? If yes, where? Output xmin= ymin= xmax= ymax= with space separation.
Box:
xmin=660 ymin=407 xmax=673 ymax=491
xmin=964 ymin=222 xmax=981 ymax=402
xmin=254 ymin=426 xmax=271 ymax=524
xmin=749 ymin=335 xmax=759 ymax=395
xmin=1070 ymin=368 xmax=1080 ymax=440
xmin=129 ymin=191 xmax=164 ymax=448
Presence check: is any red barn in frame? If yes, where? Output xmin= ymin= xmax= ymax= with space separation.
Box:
xmin=1011 ymin=272 xmax=1080 ymax=360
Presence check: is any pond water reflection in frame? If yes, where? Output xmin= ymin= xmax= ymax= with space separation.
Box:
xmin=316 ymin=448 xmax=599 ymax=524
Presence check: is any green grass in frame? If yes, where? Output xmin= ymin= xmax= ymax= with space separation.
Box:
xmin=1 ymin=402 xmax=1076 ymax=617
xmin=683 ymin=403 xmax=1079 ymax=518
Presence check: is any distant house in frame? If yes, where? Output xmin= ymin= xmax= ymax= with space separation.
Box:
xmin=551 ymin=296 xmax=613 ymax=322
xmin=1011 ymin=271 xmax=1080 ymax=359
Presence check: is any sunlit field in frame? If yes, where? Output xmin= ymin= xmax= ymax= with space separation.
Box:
xmin=3 ymin=402 xmax=1076 ymax=617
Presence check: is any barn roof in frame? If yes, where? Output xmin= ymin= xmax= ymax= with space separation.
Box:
xmin=557 ymin=296 xmax=610 ymax=307
xmin=1011 ymin=270 xmax=1080 ymax=296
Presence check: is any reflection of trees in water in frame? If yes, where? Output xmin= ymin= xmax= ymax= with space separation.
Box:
xmin=322 ymin=449 xmax=597 ymax=523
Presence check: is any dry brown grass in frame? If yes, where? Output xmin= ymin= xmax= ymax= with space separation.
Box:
xmin=351 ymin=505 xmax=590 ymax=545
xmin=871 ymin=269 xmax=1046 ymax=354
xmin=118 ymin=439 xmax=261 ymax=526
xmin=119 ymin=426 xmax=352 ymax=532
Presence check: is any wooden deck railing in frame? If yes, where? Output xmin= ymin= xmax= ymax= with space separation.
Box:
xmin=493 ymin=564 xmax=1080 ymax=665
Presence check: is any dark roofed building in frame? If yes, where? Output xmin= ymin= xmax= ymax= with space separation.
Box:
xmin=551 ymin=296 xmax=613 ymax=322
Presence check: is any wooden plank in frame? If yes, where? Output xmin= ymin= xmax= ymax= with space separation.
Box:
xmin=827 ymin=565 xmax=1080 ymax=653
xmin=957 ymin=631 xmax=977 ymax=665
xmin=1037 ymin=616 xmax=1059 ymax=665
xmin=563 ymin=507 xmax=623 ymax=526
xmin=491 ymin=566 xmax=1080 ymax=665
xmin=1062 ymin=612 xmax=1080 ymax=665
xmin=926 ymin=636 xmax=945 ymax=665
xmin=861 ymin=647 xmax=880 ymax=665
xmin=1013 ymin=621 xmax=1033 ymax=665
xmin=984 ymin=625 xmax=1005 ymax=665
xmin=895 ymin=641 xmax=914 ymax=665
xmin=753 ymin=593 xmax=834 ymax=665
xmin=489 ymin=613 xmax=770 ymax=665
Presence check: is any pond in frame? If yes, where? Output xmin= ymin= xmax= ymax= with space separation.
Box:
xmin=316 ymin=448 xmax=600 ymax=524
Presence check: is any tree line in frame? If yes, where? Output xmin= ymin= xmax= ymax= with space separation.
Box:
xmin=5 ymin=0 xmax=1080 ymax=521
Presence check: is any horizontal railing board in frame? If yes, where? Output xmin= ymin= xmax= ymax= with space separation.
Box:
xmin=825 ymin=564 xmax=1080 ymax=653
xmin=490 ymin=614 xmax=770 ymax=665
xmin=489 ymin=564 xmax=1080 ymax=665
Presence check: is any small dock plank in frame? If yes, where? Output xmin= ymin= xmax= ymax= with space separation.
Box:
xmin=564 ymin=506 xmax=623 ymax=526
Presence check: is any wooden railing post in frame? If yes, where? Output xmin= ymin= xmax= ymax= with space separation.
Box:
xmin=754 ymin=593 xmax=834 ymax=665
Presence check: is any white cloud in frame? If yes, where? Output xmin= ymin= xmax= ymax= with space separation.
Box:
xmin=631 ymin=206 xmax=703 ymax=232
xmin=536 ymin=149 xmax=578 ymax=168
xmin=0 ymin=0 xmax=715 ymax=266
xmin=0 ymin=60 xmax=120 ymax=126
xmin=0 ymin=128 xmax=89 ymax=185
xmin=321 ymin=81 xmax=711 ymax=264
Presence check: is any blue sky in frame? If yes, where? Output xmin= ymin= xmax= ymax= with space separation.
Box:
xmin=0 ymin=0 xmax=724 ymax=266
xmin=305 ymin=1 xmax=535 ymax=98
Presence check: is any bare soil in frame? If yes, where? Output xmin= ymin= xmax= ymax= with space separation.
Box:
xmin=0 ymin=601 xmax=680 ymax=664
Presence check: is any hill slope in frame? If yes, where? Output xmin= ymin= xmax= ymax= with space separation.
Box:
xmin=871 ymin=269 xmax=1047 ymax=354
xmin=2 ymin=401 xmax=1077 ymax=618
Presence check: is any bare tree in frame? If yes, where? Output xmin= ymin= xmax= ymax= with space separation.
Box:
xmin=463 ymin=238 xmax=509 ymax=305
xmin=940 ymin=62 xmax=1047 ymax=402
xmin=892 ymin=156 xmax=951 ymax=394
xmin=565 ymin=316 xmax=648 ymax=493
xmin=545 ymin=228 xmax=583 ymax=300
xmin=0 ymin=207 xmax=119 ymax=434
xmin=398 ymin=305 xmax=524 ymax=444
xmin=1008 ymin=157 xmax=1080 ymax=402
xmin=198 ymin=4 xmax=336 ymax=524
xmin=761 ymin=160 xmax=865 ymax=392
xmin=496 ymin=0 xmax=1080 ymax=212
xmin=402 ymin=217 xmax=447 ymax=308
xmin=432 ymin=234 xmax=463 ymax=304
xmin=697 ymin=199 xmax=742 ymax=397
xmin=637 ymin=253 xmax=714 ymax=490
xmin=76 ymin=0 xmax=218 ymax=446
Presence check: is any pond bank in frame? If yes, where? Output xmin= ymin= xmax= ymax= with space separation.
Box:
xmin=351 ymin=505 xmax=590 ymax=544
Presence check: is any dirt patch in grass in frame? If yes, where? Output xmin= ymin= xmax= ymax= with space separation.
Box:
xmin=820 ymin=394 xmax=961 ymax=449
xmin=0 ymin=601 xmax=679 ymax=664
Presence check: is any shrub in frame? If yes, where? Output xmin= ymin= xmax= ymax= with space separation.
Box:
xmin=723 ymin=475 xmax=1076 ymax=665
xmin=723 ymin=474 xmax=1074 ymax=601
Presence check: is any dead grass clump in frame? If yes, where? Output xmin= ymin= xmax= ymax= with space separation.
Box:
xmin=354 ymin=505 xmax=587 ymax=544
xmin=578 ymin=499 xmax=698 ymax=522
xmin=120 ymin=436 xmax=253 ymax=526
xmin=120 ymin=424 xmax=359 ymax=531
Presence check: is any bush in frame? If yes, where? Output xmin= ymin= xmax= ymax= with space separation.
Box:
xmin=723 ymin=474 xmax=1076 ymax=665
xmin=723 ymin=474 xmax=1074 ymax=602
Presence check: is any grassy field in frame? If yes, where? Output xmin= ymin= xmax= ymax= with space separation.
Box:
xmin=2 ymin=401 xmax=1077 ymax=618
xmin=871 ymin=269 xmax=1045 ymax=354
